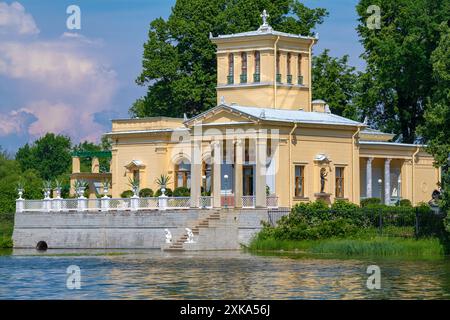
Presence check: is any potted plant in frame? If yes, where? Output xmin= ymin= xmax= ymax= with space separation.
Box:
xmin=16 ymin=181 xmax=24 ymax=199
xmin=102 ymin=179 xmax=111 ymax=198
xmin=74 ymin=180 xmax=88 ymax=198
xmin=155 ymin=174 xmax=171 ymax=196
xmin=43 ymin=180 xmax=52 ymax=199
xmin=54 ymin=179 xmax=63 ymax=199
xmin=127 ymin=177 xmax=140 ymax=197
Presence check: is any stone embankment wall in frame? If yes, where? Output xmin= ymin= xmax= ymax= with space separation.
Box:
xmin=13 ymin=209 xmax=271 ymax=250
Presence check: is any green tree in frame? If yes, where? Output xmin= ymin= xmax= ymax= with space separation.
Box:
xmin=355 ymin=0 xmax=449 ymax=143
xmin=417 ymin=22 xmax=450 ymax=213
xmin=131 ymin=0 xmax=328 ymax=118
xmin=312 ymin=49 xmax=360 ymax=119
xmin=15 ymin=133 xmax=72 ymax=181
xmin=0 ymin=150 xmax=43 ymax=213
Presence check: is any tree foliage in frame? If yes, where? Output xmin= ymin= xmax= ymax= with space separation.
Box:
xmin=312 ymin=49 xmax=360 ymax=119
xmin=0 ymin=150 xmax=43 ymax=214
xmin=417 ymin=22 xmax=450 ymax=213
xmin=131 ymin=0 xmax=328 ymax=118
xmin=355 ymin=0 xmax=449 ymax=143
xmin=15 ymin=133 xmax=72 ymax=181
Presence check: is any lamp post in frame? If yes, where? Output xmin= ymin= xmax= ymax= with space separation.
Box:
xmin=378 ymin=178 xmax=383 ymax=201
xmin=224 ymin=174 xmax=229 ymax=209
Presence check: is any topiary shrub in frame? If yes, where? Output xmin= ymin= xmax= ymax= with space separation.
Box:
xmin=331 ymin=199 xmax=367 ymax=226
xmin=120 ymin=190 xmax=134 ymax=198
xmin=173 ymin=187 xmax=190 ymax=197
xmin=139 ymin=188 xmax=154 ymax=198
xmin=360 ymin=197 xmax=381 ymax=207
xmin=398 ymin=199 xmax=412 ymax=207
xmin=155 ymin=188 xmax=173 ymax=197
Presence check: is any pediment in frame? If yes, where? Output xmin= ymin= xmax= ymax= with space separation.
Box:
xmin=186 ymin=105 xmax=258 ymax=127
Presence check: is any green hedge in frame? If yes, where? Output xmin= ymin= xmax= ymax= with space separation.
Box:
xmin=173 ymin=187 xmax=190 ymax=197
xmin=257 ymin=200 xmax=441 ymax=242
xmin=139 ymin=188 xmax=154 ymax=197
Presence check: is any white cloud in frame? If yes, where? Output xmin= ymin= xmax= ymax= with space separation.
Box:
xmin=0 ymin=2 xmax=39 ymax=35
xmin=0 ymin=3 xmax=118 ymax=144
xmin=0 ymin=109 xmax=34 ymax=136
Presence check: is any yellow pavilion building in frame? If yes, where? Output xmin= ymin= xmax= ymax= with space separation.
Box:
xmin=73 ymin=12 xmax=440 ymax=209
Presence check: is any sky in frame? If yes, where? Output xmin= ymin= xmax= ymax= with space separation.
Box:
xmin=0 ymin=0 xmax=364 ymax=153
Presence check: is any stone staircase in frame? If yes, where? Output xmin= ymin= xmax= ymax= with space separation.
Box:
xmin=164 ymin=210 xmax=222 ymax=252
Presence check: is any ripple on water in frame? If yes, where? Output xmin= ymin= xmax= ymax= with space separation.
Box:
xmin=0 ymin=250 xmax=449 ymax=299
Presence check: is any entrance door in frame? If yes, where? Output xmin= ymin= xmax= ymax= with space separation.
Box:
xmin=243 ymin=166 xmax=254 ymax=196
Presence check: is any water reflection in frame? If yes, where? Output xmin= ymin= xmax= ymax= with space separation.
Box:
xmin=0 ymin=250 xmax=449 ymax=299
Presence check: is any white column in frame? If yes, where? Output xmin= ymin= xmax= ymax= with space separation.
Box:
xmin=212 ymin=141 xmax=222 ymax=208
xmin=384 ymin=158 xmax=392 ymax=205
xmin=190 ymin=138 xmax=202 ymax=208
xmin=234 ymin=139 xmax=243 ymax=208
xmin=366 ymin=157 xmax=373 ymax=198
xmin=255 ymin=136 xmax=267 ymax=208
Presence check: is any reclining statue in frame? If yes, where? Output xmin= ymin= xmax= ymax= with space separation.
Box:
xmin=184 ymin=228 xmax=195 ymax=244
xmin=164 ymin=229 xmax=172 ymax=244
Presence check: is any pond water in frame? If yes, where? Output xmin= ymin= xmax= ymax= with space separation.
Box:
xmin=0 ymin=249 xmax=449 ymax=299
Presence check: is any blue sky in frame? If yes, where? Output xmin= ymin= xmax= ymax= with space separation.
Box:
xmin=0 ymin=0 xmax=364 ymax=153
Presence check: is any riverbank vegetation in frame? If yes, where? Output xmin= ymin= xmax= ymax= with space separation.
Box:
xmin=0 ymin=213 xmax=14 ymax=248
xmin=249 ymin=200 xmax=448 ymax=257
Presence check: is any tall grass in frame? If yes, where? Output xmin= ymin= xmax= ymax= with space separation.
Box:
xmin=249 ymin=237 xmax=444 ymax=257
xmin=309 ymin=238 xmax=444 ymax=256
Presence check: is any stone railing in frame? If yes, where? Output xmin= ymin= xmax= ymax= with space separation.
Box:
xmin=17 ymin=195 xmax=194 ymax=213
xmin=242 ymin=196 xmax=256 ymax=209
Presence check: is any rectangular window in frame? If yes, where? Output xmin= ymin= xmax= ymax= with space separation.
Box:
xmin=335 ymin=167 xmax=345 ymax=198
xmin=244 ymin=138 xmax=250 ymax=163
xmin=294 ymin=166 xmax=305 ymax=197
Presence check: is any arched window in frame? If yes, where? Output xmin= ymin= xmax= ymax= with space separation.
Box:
xmin=228 ymin=53 xmax=234 ymax=84
xmin=287 ymin=52 xmax=292 ymax=84
xmin=298 ymin=54 xmax=303 ymax=85
xmin=276 ymin=51 xmax=281 ymax=83
xmin=241 ymin=52 xmax=247 ymax=83
xmin=175 ymin=159 xmax=191 ymax=189
xmin=254 ymin=51 xmax=260 ymax=82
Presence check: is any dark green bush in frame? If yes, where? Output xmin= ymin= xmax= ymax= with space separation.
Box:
xmin=155 ymin=188 xmax=173 ymax=197
xmin=139 ymin=188 xmax=154 ymax=197
xmin=120 ymin=190 xmax=134 ymax=198
xmin=398 ymin=199 xmax=412 ymax=207
xmin=173 ymin=187 xmax=190 ymax=197
xmin=360 ymin=198 xmax=381 ymax=207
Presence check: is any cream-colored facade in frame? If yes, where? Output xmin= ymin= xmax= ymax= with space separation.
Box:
xmin=96 ymin=17 xmax=440 ymax=208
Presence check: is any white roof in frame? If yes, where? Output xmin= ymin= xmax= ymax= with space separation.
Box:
xmin=211 ymin=29 xmax=317 ymax=41
xmin=359 ymin=141 xmax=425 ymax=148
xmin=227 ymin=104 xmax=363 ymax=127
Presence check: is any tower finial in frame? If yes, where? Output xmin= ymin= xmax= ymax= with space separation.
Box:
xmin=261 ymin=9 xmax=270 ymax=27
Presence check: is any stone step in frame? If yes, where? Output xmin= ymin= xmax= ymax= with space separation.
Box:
xmin=165 ymin=248 xmax=185 ymax=252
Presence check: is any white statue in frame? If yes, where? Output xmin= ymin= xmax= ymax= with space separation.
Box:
xmin=184 ymin=228 xmax=195 ymax=244
xmin=164 ymin=229 xmax=172 ymax=244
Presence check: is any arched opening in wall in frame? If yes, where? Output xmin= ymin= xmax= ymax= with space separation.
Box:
xmin=298 ymin=54 xmax=303 ymax=85
xmin=174 ymin=159 xmax=191 ymax=189
xmin=254 ymin=51 xmax=260 ymax=82
xmin=228 ymin=53 xmax=234 ymax=84
xmin=36 ymin=241 xmax=48 ymax=251
xmin=202 ymin=159 xmax=212 ymax=195
xmin=241 ymin=52 xmax=247 ymax=83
